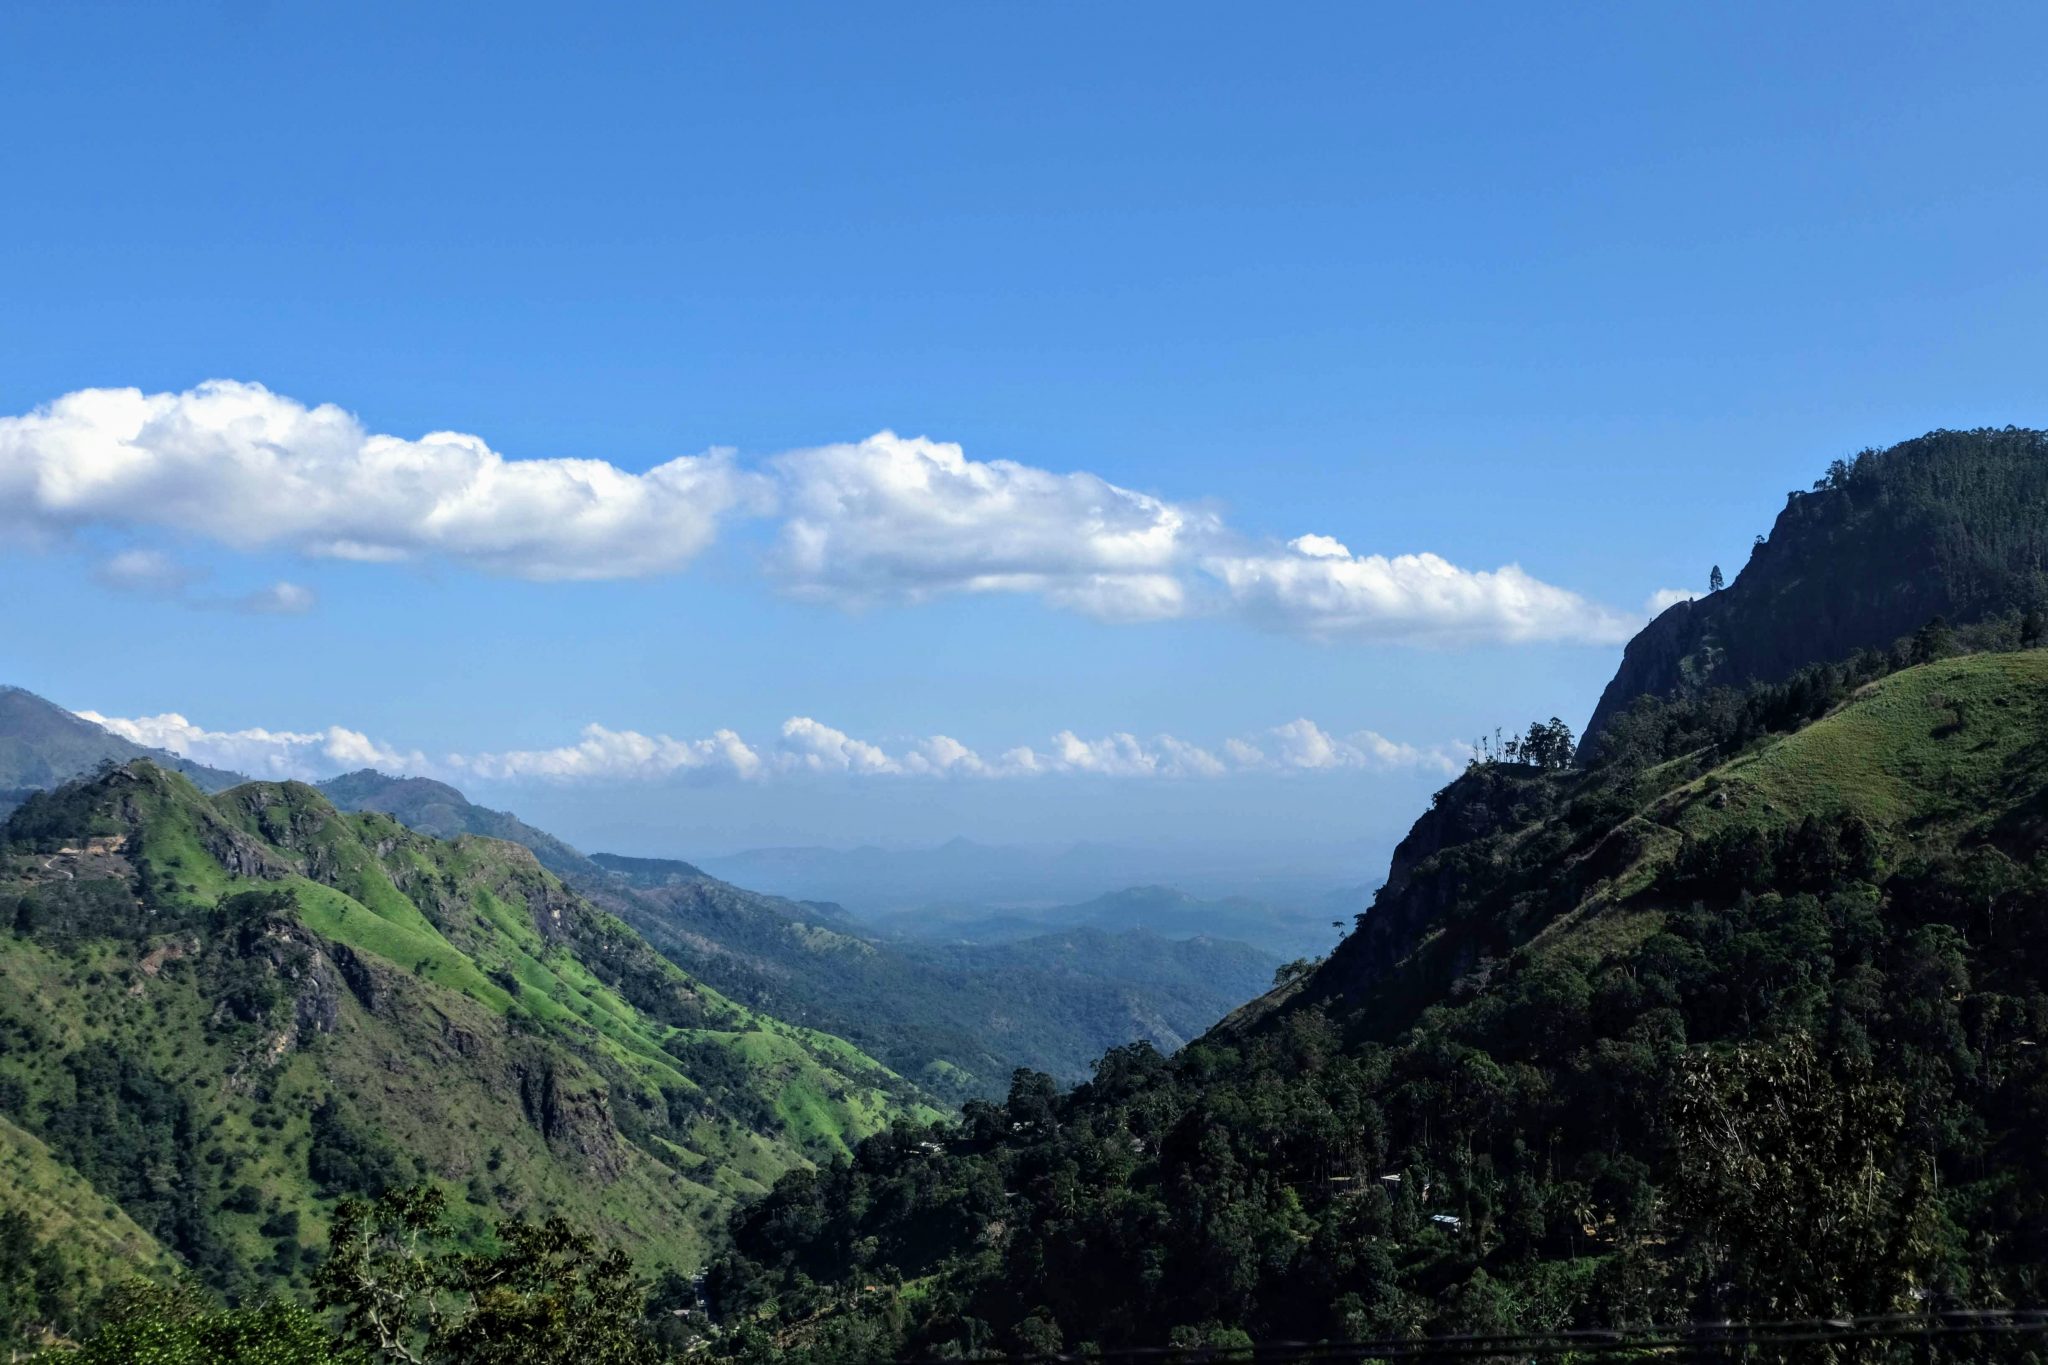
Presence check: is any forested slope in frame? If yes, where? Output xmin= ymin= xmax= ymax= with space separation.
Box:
xmin=710 ymin=640 xmax=2048 ymax=1360
xmin=0 ymin=762 xmax=930 ymax=1347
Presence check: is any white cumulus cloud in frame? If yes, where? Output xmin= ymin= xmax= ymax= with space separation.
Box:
xmin=1203 ymin=535 xmax=1637 ymax=646
xmin=1224 ymin=719 xmax=1465 ymax=775
xmin=776 ymin=717 xmax=903 ymax=775
xmin=5 ymin=380 xmax=1653 ymax=647
xmin=770 ymin=431 xmax=1207 ymax=623
xmin=1645 ymin=586 xmax=1698 ymax=615
xmin=79 ymin=711 xmax=430 ymax=780
xmin=0 ymin=380 xmax=762 ymax=580
xmin=453 ymin=723 xmax=763 ymax=782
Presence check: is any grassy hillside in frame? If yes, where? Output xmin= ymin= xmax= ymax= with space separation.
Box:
xmin=309 ymin=780 xmax=1287 ymax=1101
xmin=1289 ymin=648 xmax=2048 ymax=1039
xmin=710 ymin=647 xmax=2048 ymax=1358
xmin=1677 ymin=649 xmax=2048 ymax=831
xmin=0 ymin=762 xmax=930 ymax=1332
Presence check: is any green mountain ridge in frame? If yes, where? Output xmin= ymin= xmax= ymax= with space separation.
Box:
xmin=707 ymin=431 xmax=2048 ymax=1359
xmin=312 ymin=777 xmax=1283 ymax=1098
xmin=0 ymin=760 xmax=931 ymax=1334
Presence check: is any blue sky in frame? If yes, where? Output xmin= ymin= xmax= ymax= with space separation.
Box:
xmin=3 ymin=2 xmax=2045 ymax=858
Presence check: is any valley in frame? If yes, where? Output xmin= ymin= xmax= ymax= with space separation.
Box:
xmin=10 ymin=13 xmax=2043 ymax=1358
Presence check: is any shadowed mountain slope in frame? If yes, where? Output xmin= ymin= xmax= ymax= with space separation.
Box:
xmin=1584 ymin=426 xmax=2048 ymax=748
xmin=0 ymin=686 xmax=244 ymax=815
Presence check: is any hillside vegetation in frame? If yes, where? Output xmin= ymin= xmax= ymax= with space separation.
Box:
xmin=0 ymin=762 xmax=929 ymax=1347
xmin=308 ymin=776 xmax=1285 ymax=1100
xmin=711 ymin=643 xmax=2048 ymax=1359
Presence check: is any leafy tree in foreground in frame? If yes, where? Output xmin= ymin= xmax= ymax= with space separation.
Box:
xmin=314 ymin=1186 xmax=659 ymax=1365
xmin=70 ymin=1281 xmax=349 ymax=1365
xmin=1669 ymin=1036 xmax=1938 ymax=1318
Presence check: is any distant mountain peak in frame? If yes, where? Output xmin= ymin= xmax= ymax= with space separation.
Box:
xmin=314 ymin=768 xmax=592 ymax=878
xmin=0 ymin=685 xmax=247 ymax=805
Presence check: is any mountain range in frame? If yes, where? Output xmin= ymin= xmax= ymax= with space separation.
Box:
xmin=13 ymin=428 xmax=2048 ymax=1358
xmin=0 ymin=758 xmax=933 ymax=1316
xmin=708 ymin=427 xmax=2048 ymax=1357
xmin=0 ymin=692 xmax=1285 ymax=1103
xmin=865 ymin=883 xmax=1364 ymax=960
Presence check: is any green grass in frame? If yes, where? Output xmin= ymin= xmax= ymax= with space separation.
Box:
xmin=1522 ymin=651 xmax=2048 ymax=972
xmin=1687 ymin=650 xmax=2048 ymax=835
xmin=0 ymin=761 xmax=935 ymax=1293
xmin=0 ymin=1115 xmax=174 ymax=1277
xmin=288 ymin=876 xmax=512 ymax=1009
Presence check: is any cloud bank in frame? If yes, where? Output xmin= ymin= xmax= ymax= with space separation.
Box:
xmin=81 ymin=709 xmax=1467 ymax=787
xmin=2 ymin=381 xmax=760 ymax=580
xmin=82 ymin=711 xmax=432 ymax=780
xmin=4 ymin=379 xmax=1639 ymax=645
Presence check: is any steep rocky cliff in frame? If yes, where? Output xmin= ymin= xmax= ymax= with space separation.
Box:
xmin=1582 ymin=426 xmax=2048 ymax=748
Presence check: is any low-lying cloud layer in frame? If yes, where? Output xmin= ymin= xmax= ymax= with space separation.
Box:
xmin=83 ymin=710 xmax=1467 ymax=786
xmin=4 ymin=380 xmax=1637 ymax=646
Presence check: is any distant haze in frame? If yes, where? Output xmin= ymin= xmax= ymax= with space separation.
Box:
xmin=488 ymin=769 xmax=1429 ymax=891
xmin=687 ymin=836 xmax=1384 ymax=916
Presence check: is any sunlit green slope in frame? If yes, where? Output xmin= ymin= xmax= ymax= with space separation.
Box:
xmin=0 ymin=762 xmax=933 ymax=1303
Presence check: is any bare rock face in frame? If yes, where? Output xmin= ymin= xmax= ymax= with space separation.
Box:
xmin=523 ymin=873 xmax=582 ymax=946
xmin=290 ymin=959 xmax=346 ymax=1036
xmin=324 ymin=943 xmax=386 ymax=1015
xmin=1582 ymin=597 xmax=1707 ymax=751
xmin=201 ymin=820 xmax=292 ymax=881
xmin=1309 ymin=763 xmax=1566 ymax=1016
xmin=508 ymin=1046 xmax=626 ymax=1180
